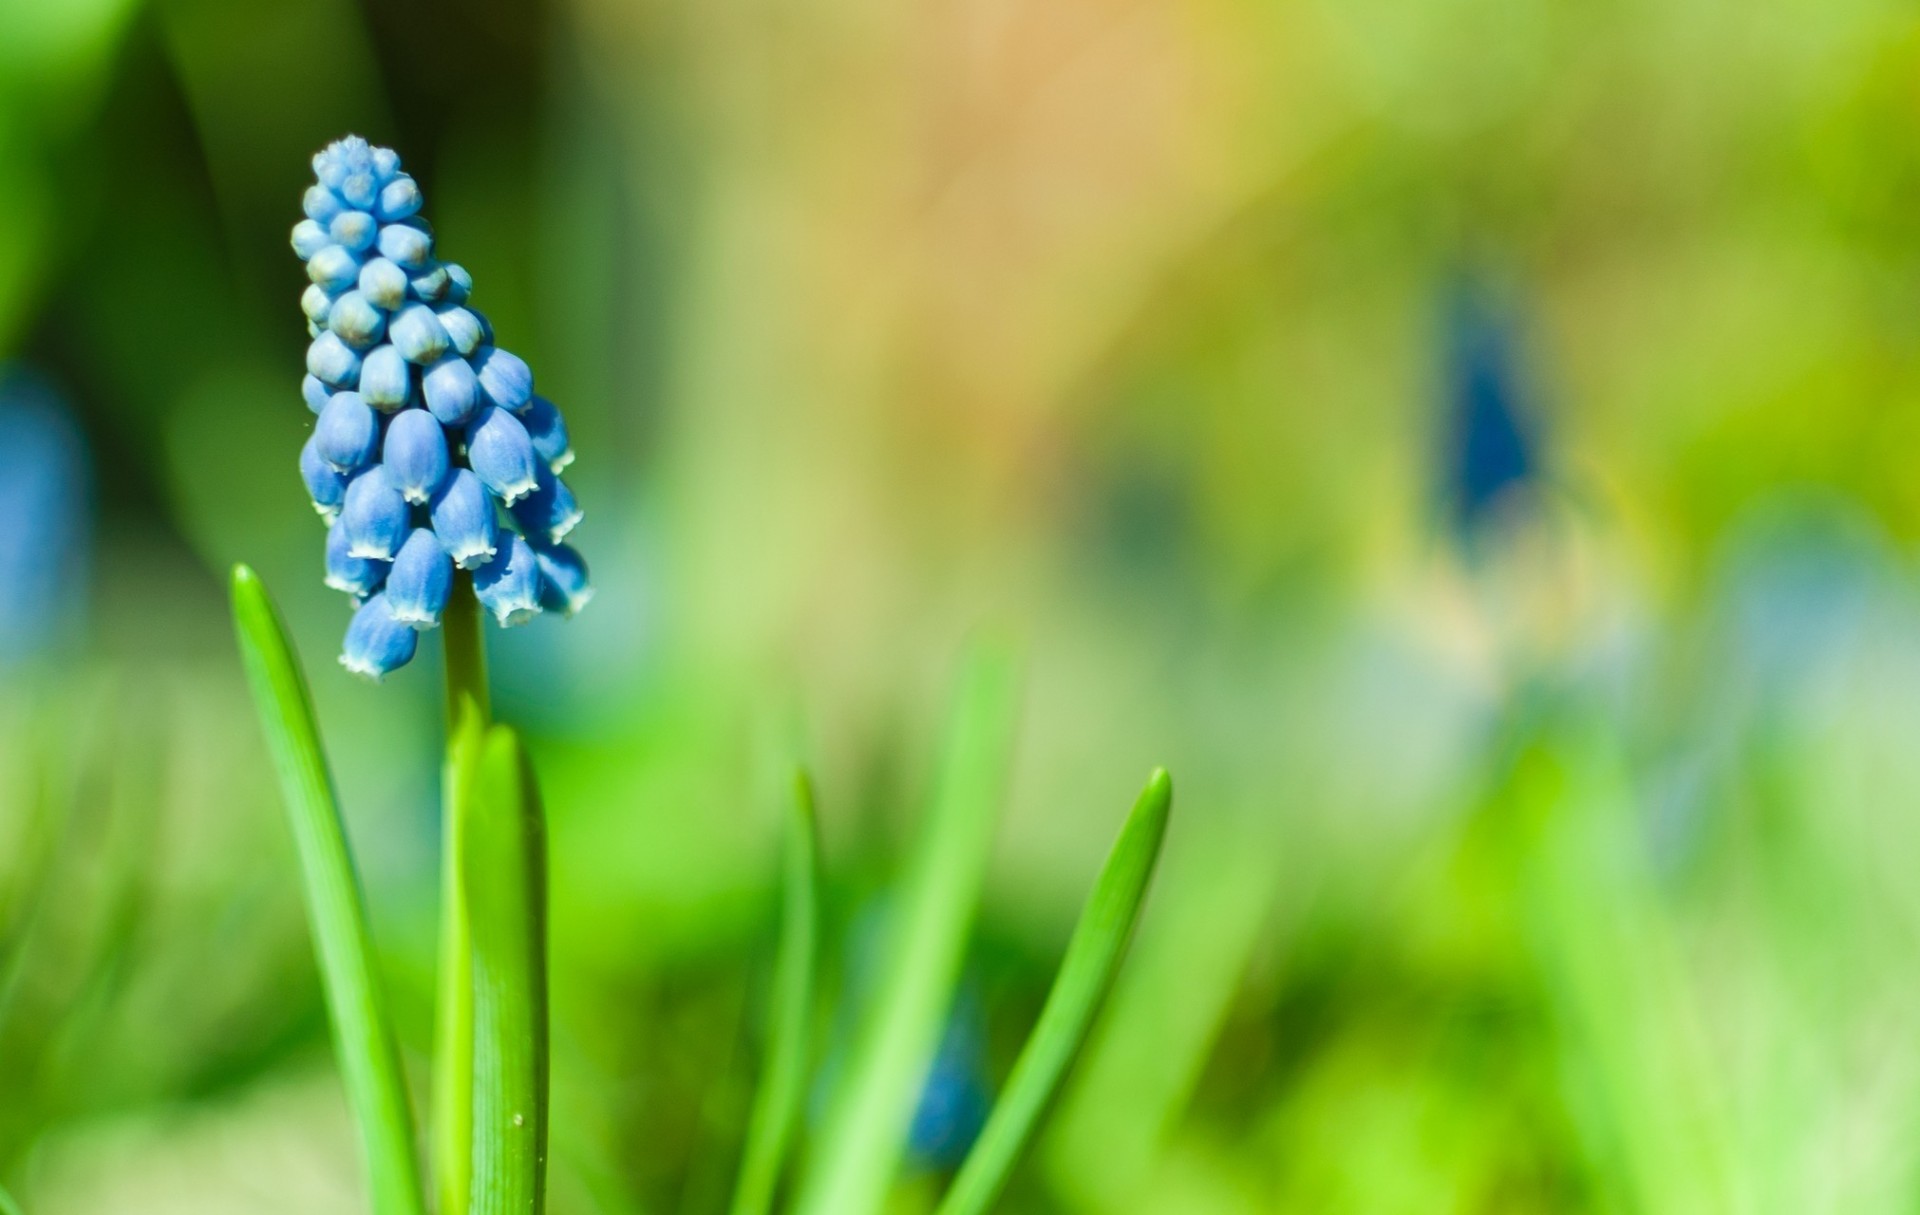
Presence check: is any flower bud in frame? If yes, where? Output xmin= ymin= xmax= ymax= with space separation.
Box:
xmin=509 ymin=466 xmax=582 ymax=545
xmin=340 ymin=464 xmax=410 ymax=560
xmin=376 ymin=175 xmax=422 ymax=222
xmin=301 ymin=283 xmax=336 ymax=325
xmin=307 ymin=332 xmax=362 ymax=387
xmin=341 ymin=171 xmax=378 ymax=211
xmin=409 ymin=263 xmax=450 ymax=302
xmin=377 ymin=221 xmax=434 ymax=270
xmin=340 ymin=593 xmax=418 ymax=679
xmin=532 ymin=542 xmax=592 ymax=615
xmin=306 ymin=245 xmax=360 ymax=292
xmin=443 ymin=263 xmax=473 ymax=305
xmin=520 ymin=396 xmax=573 ymax=471
xmin=301 ymin=434 xmax=349 ymax=516
xmin=302 ymin=373 xmax=331 ymax=415
xmin=384 ymin=408 xmax=450 ymax=504
xmin=436 ymin=305 xmax=486 ymax=357
xmin=429 ymin=468 xmax=499 ymax=569
xmin=315 ymin=391 xmax=380 ymax=471
xmin=389 ymin=303 xmax=451 ymax=364
xmin=474 ymin=534 xmax=543 ymax=626
xmin=303 ymin=184 xmax=344 ymax=224
xmin=371 ymin=147 xmax=401 ymax=182
xmin=472 ymin=345 xmax=532 ymax=412
xmin=291 ymin=219 xmax=330 ymax=260
xmin=330 ymin=210 xmax=378 ymax=255
xmin=466 ymin=406 xmax=540 ymax=504
xmin=357 ymin=344 xmax=411 ymax=410
xmin=422 ymin=354 xmax=481 ymax=426
xmin=327 ymin=290 xmax=387 ymax=349
xmin=325 ymin=516 xmax=387 ymax=596
xmin=359 ymin=257 xmax=409 ymax=311
xmin=386 ymin=527 xmax=453 ymax=626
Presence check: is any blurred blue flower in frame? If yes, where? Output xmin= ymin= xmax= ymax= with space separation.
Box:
xmin=293 ymin=135 xmax=590 ymax=677
xmin=0 ymin=368 xmax=91 ymax=670
xmin=1441 ymin=278 xmax=1536 ymax=529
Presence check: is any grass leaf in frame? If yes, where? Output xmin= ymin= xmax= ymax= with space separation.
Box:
xmin=229 ymin=564 xmax=427 ymax=1215
xmin=434 ymin=689 xmax=488 ymax=1215
xmin=793 ymin=645 xmax=1020 ymax=1215
xmin=465 ymin=725 xmax=549 ymax=1215
xmin=933 ymin=768 xmax=1172 ymax=1215
xmin=729 ymin=768 xmax=823 ymax=1215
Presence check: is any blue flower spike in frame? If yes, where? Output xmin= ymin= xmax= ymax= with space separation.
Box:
xmin=293 ymin=134 xmax=591 ymax=677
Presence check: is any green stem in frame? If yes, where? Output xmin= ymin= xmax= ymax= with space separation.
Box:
xmin=435 ymin=575 xmax=490 ymax=1215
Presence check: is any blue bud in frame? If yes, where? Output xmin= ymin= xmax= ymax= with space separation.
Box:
xmin=472 ymin=346 xmax=533 ymax=412
xmin=315 ymin=391 xmax=380 ymax=471
xmin=532 ymin=542 xmax=592 ymax=615
xmin=325 ymin=516 xmax=387 ymax=596
xmin=308 ymin=320 xmax=324 ymax=339
xmin=340 ymin=464 xmax=410 ymax=560
xmin=302 ymin=373 xmax=332 ymax=415
xmin=307 ymin=245 xmax=360 ymax=292
xmin=371 ymin=147 xmax=401 ymax=182
xmin=389 ymin=303 xmax=451 ymax=364
xmin=301 ymin=434 xmax=348 ymax=516
xmin=474 ymin=534 xmax=543 ymax=626
xmin=307 ymin=332 xmax=362 ymax=387
xmin=466 ymin=406 xmax=541 ymax=504
xmin=359 ymin=257 xmax=409 ymax=311
xmin=357 ymin=344 xmax=411 ymax=410
xmin=303 ymin=184 xmax=344 ymax=224
xmin=429 ymin=468 xmax=499 ymax=569
xmin=436 ymin=305 xmax=486 ymax=357
xmin=443 ymin=263 xmax=473 ymax=305
xmin=301 ymin=283 xmax=337 ymax=325
xmin=387 ymin=527 xmax=454 ymax=626
xmin=509 ymin=466 xmax=582 ymax=545
xmin=409 ymin=263 xmax=450 ymax=302
xmin=341 ymin=171 xmax=378 ymax=211
xmin=327 ymin=290 xmax=387 ymax=349
xmin=520 ymin=396 xmax=573 ymax=471
xmin=330 ymin=210 xmax=378 ymax=255
xmin=378 ymin=221 xmax=434 ymax=270
xmin=384 ymin=408 xmax=450 ymax=503
xmin=292 ymin=219 xmax=330 ymax=260
xmin=340 ymin=593 xmax=418 ymax=680
xmin=422 ymin=354 xmax=481 ymax=426
xmin=377 ymin=174 xmax=422 ymax=222
xmin=314 ymin=139 xmax=359 ymax=189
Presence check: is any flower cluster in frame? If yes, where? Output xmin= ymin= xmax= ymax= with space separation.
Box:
xmin=294 ymin=136 xmax=590 ymax=679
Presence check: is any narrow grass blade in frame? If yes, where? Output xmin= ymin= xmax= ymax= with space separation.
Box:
xmin=229 ymin=565 xmax=427 ymax=1215
xmin=934 ymin=768 xmax=1172 ymax=1215
xmin=466 ymin=725 xmax=549 ymax=1215
xmin=793 ymin=645 xmax=1020 ymax=1215
xmin=434 ymin=693 xmax=487 ymax=1215
xmin=728 ymin=769 xmax=823 ymax=1215
xmin=0 ymin=1181 xmax=21 ymax=1215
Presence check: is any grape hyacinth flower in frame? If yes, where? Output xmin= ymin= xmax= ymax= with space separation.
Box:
xmin=292 ymin=136 xmax=590 ymax=679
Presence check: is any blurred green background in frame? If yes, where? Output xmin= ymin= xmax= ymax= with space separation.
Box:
xmin=7 ymin=0 xmax=1920 ymax=1210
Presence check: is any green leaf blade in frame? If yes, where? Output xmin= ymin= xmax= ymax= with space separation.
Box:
xmin=434 ymin=695 xmax=488 ymax=1215
xmin=794 ymin=645 xmax=1021 ymax=1215
xmin=465 ymin=725 xmax=549 ymax=1215
xmin=729 ymin=768 xmax=823 ymax=1215
xmin=229 ymin=564 xmax=427 ymax=1215
xmin=934 ymin=768 xmax=1173 ymax=1215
